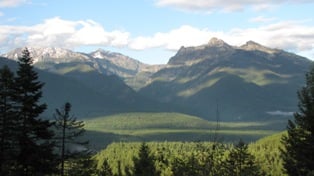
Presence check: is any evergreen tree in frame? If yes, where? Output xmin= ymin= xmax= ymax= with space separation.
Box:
xmin=53 ymin=102 xmax=90 ymax=176
xmin=199 ymin=143 xmax=226 ymax=176
xmin=133 ymin=142 xmax=156 ymax=176
xmin=171 ymin=156 xmax=188 ymax=176
xmin=97 ymin=158 xmax=113 ymax=176
xmin=223 ymin=140 xmax=262 ymax=176
xmin=281 ymin=65 xmax=314 ymax=176
xmin=14 ymin=48 xmax=57 ymax=175
xmin=0 ymin=65 xmax=18 ymax=175
xmin=66 ymin=155 xmax=97 ymax=176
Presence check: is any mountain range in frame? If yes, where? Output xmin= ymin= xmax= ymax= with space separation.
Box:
xmin=1 ymin=38 xmax=312 ymax=121
xmin=1 ymin=48 xmax=168 ymax=118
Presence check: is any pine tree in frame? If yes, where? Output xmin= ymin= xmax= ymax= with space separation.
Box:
xmin=281 ymin=65 xmax=314 ymax=176
xmin=133 ymin=142 xmax=156 ymax=176
xmin=201 ymin=143 xmax=226 ymax=176
xmin=98 ymin=158 xmax=113 ymax=176
xmin=14 ymin=48 xmax=57 ymax=175
xmin=53 ymin=102 xmax=90 ymax=176
xmin=66 ymin=155 xmax=97 ymax=176
xmin=223 ymin=140 xmax=262 ymax=176
xmin=0 ymin=65 xmax=18 ymax=175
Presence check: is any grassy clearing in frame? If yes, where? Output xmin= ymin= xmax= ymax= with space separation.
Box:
xmin=85 ymin=112 xmax=213 ymax=130
xmin=84 ymin=112 xmax=286 ymax=149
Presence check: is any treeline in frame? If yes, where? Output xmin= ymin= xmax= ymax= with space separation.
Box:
xmin=95 ymin=139 xmax=285 ymax=176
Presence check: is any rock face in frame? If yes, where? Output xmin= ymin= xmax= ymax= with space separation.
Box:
xmin=3 ymin=47 xmax=90 ymax=63
xmin=168 ymin=38 xmax=235 ymax=65
xmin=3 ymin=47 xmax=145 ymax=75
xmin=240 ymin=41 xmax=279 ymax=54
xmin=89 ymin=49 xmax=165 ymax=90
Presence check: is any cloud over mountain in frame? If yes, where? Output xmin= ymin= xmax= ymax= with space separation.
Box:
xmin=130 ymin=21 xmax=314 ymax=59
xmin=155 ymin=0 xmax=314 ymax=12
xmin=0 ymin=17 xmax=314 ymax=61
xmin=0 ymin=17 xmax=129 ymax=50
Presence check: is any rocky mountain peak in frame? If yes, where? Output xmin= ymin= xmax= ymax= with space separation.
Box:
xmin=90 ymin=48 xmax=113 ymax=59
xmin=90 ymin=48 xmax=143 ymax=66
xmin=207 ymin=38 xmax=235 ymax=51
xmin=168 ymin=38 xmax=235 ymax=65
xmin=240 ymin=41 xmax=279 ymax=54
xmin=2 ymin=46 xmax=90 ymax=63
xmin=208 ymin=37 xmax=228 ymax=47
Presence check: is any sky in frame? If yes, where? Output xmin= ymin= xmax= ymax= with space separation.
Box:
xmin=0 ymin=0 xmax=314 ymax=64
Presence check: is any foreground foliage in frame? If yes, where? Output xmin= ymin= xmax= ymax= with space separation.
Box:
xmin=223 ymin=140 xmax=263 ymax=176
xmin=0 ymin=49 xmax=96 ymax=176
xmin=0 ymin=48 xmax=57 ymax=175
xmin=281 ymin=65 xmax=314 ymax=176
xmin=54 ymin=102 xmax=91 ymax=176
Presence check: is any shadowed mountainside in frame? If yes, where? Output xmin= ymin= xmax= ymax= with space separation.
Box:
xmin=139 ymin=38 xmax=311 ymax=121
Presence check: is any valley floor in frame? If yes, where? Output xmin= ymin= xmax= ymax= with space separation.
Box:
xmin=83 ymin=112 xmax=288 ymax=150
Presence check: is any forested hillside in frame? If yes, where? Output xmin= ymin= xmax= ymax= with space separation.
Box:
xmin=94 ymin=132 xmax=286 ymax=176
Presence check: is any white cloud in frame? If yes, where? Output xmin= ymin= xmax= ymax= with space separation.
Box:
xmin=0 ymin=0 xmax=27 ymax=8
xmin=128 ymin=21 xmax=314 ymax=59
xmin=1 ymin=17 xmax=314 ymax=61
xmin=130 ymin=25 xmax=221 ymax=50
xmin=249 ymin=16 xmax=277 ymax=23
xmin=67 ymin=20 xmax=129 ymax=47
xmin=0 ymin=17 xmax=130 ymax=51
xmin=155 ymin=0 xmax=313 ymax=13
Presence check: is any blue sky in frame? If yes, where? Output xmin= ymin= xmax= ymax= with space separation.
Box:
xmin=0 ymin=0 xmax=314 ymax=64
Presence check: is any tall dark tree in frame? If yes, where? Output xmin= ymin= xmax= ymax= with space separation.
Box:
xmin=53 ymin=102 xmax=90 ymax=176
xmin=281 ymin=65 xmax=314 ymax=176
xmin=133 ymin=142 xmax=156 ymax=176
xmin=223 ymin=140 xmax=263 ymax=176
xmin=14 ymin=48 xmax=56 ymax=175
xmin=0 ymin=65 xmax=17 ymax=175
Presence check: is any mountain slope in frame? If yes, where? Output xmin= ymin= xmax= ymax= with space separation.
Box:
xmin=3 ymin=47 xmax=171 ymax=113
xmin=0 ymin=57 xmax=128 ymax=118
xmin=3 ymin=47 xmax=164 ymax=90
xmin=139 ymin=38 xmax=311 ymax=121
xmin=0 ymin=56 xmax=169 ymax=118
xmin=89 ymin=49 xmax=165 ymax=90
